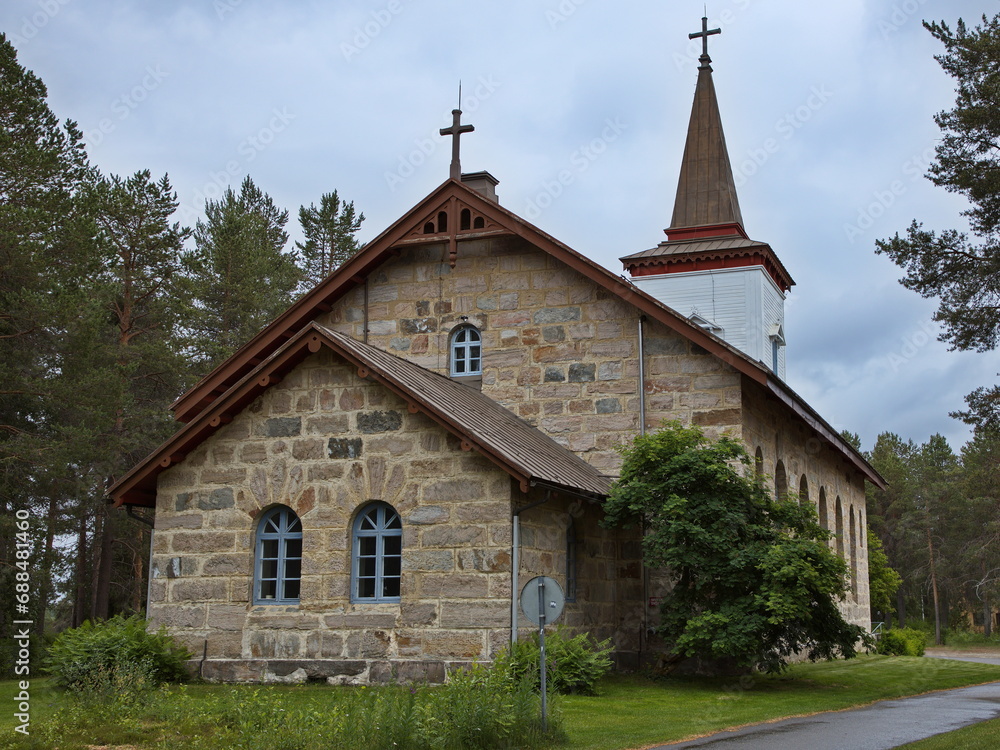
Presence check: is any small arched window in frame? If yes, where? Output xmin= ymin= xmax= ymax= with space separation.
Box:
xmin=774 ymin=461 xmax=787 ymax=502
xmin=254 ymin=506 xmax=302 ymax=604
xmin=352 ymin=502 xmax=402 ymax=603
xmin=450 ymin=325 xmax=482 ymax=377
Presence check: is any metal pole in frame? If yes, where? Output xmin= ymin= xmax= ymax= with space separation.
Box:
xmin=538 ymin=579 xmax=547 ymax=731
xmin=511 ymin=515 xmax=519 ymax=643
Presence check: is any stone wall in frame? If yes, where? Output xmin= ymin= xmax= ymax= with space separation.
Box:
xmin=515 ymin=493 xmax=644 ymax=666
xmin=149 ymin=349 xmax=515 ymax=683
xmin=740 ymin=377 xmax=871 ymax=627
xmin=318 ymin=235 xmax=743 ymax=477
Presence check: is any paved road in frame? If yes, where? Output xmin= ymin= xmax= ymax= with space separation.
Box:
xmin=653 ymin=653 xmax=1000 ymax=749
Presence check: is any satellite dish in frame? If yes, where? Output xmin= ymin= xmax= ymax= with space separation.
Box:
xmin=520 ymin=576 xmax=565 ymax=626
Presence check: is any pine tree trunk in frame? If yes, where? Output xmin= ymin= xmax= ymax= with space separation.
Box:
xmin=94 ymin=505 xmax=113 ymax=620
xmin=73 ymin=510 xmax=88 ymax=627
xmin=34 ymin=494 xmax=58 ymax=636
xmin=897 ymin=587 xmax=906 ymax=628
xmin=927 ymin=527 xmax=942 ymax=645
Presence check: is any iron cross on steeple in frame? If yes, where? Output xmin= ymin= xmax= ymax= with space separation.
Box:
xmin=440 ymin=108 xmax=474 ymax=180
xmin=689 ymin=16 xmax=721 ymax=69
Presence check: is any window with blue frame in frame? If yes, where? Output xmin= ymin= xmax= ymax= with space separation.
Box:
xmin=352 ymin=502 xmax=402 ymax=602
xmin=449 ymin=325 xmax=482 ymax=377
xmin=254 ymin=506 xmax=302 ymax=604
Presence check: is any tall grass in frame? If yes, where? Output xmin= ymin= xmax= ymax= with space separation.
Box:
xmin=10 ymin=663 xmax=562 ymax=750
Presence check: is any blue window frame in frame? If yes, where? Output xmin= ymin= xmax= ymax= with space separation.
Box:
xmin=352 ymin=502 xmax=402 ymax=602
xmin=254 ymin=506 xmax=302 ymax=604
xmin=450 ymin=326 xmax=482 ymax=376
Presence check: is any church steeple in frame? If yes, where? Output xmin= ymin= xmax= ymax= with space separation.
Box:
xmin=621 ymin=17 xmax=794 ymax=380
xmin=668 ymin=16 xmax=744 ymax=237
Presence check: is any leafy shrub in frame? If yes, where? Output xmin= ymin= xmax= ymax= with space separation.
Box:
xmin=877 ymin=627 xmax=927 ymax=657
xmin=45 ymin=614 xmax=192 ymax=693
xmin=494 ymin=626 xmax=613 ymax=695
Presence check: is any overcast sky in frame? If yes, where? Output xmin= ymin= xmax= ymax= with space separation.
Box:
xmin=4 ymin=0 xmax=996 ymax=453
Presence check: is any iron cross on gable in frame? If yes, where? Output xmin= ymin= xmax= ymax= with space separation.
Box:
xmin=689 ymin=16 xmax=721 ymax=67
xmin=440 ymin=109 xmax=474 ymax=180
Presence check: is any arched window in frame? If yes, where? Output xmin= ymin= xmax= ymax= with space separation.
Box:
xmin=449 ymin=325 xmax=482 ymax=377
xmin=818 ymin=488 xmax=829 ymax=534
xmin=254 ymin=506 xmax=302 ymax=604
xmin=774 ymin=461 xmax=787 ymax=502
xmin=835 ymin=496 xmax=845 ymax=560
xmin=849 ymin=505 xmax=858 ymax=600
xmin=754 ymin=447 xmax=764 ymax=478
xmin=352 ymin=502 xmax=402 ymax=603
xmin=799 ymin=475 xmax=809 ymax=507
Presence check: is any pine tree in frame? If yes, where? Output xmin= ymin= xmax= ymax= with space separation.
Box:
xmin=296 ymin=190 xmax=365 ymax=288
xmin=0 ymin=32 xmax=92 ymax=664
xmin=875 ymin=14 xmax=1000 ymax=429
xmin=185 ymin=176 xmax=302 ymax=367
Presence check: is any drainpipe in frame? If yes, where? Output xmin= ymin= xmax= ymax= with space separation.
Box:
xmin=363 ymin=277 xmax=370 ymax=344
xmin=637 ymin=315 xmax=649 ymax=661
xmin=511 ymin=489 xmax=553 ymax=644
xmin=638 ymin=315 xmax=646 ymax=436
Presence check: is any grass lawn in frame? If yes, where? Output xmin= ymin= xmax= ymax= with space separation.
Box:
xmin=2 ymin=655 xmax=1000 ymax=749
xmin=897 ymin=717 xmax=1000 ymax=749
xmin=561 ymin=655 xmax=1000 ymax=749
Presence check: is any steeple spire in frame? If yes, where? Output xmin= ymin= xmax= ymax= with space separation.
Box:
xmin=668 ymin=17 xmax=744 ymax=235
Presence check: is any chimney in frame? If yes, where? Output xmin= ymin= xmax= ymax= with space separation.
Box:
xmin=460 ymin=171 xmax=500 ymax=203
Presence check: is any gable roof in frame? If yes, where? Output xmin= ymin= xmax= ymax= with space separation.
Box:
xmin=159 ymin=177 xmax=883 ymax=490
xmin=109 ymin=322 xmax=613 ymax=507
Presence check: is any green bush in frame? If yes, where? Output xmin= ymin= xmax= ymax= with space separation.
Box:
xmin=877 ymin=627 xmax=928 ymax=657
xmin=494 ymin=626 xmax=614 ymax=695
xmin=45 ymin=614 xmax=192 ymax=694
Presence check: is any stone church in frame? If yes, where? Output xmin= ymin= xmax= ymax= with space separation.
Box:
xmin=110 ymin=23 xmax=883 ymax=683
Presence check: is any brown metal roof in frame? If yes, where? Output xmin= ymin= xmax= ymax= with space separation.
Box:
xmin=622 ymin=236 xmax=771 ymax=261
xmin=108 ymin=322 xmax=613 ymax=507
xmin=669 ymin=62 xmax=743 ymax=230
xmin=316 ymin=325 xmax=613 ymax=498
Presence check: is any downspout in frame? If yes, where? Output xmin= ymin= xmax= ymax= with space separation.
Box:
xmin=363 ymin=277 xmax=370 ymax=344
xmin=511 ymin=489 xmax=553 ymax=644
xmin=637 ymin=315 xmax=649 ymax=662
xmin=638 ymin=315 xmax=646 ymax=436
